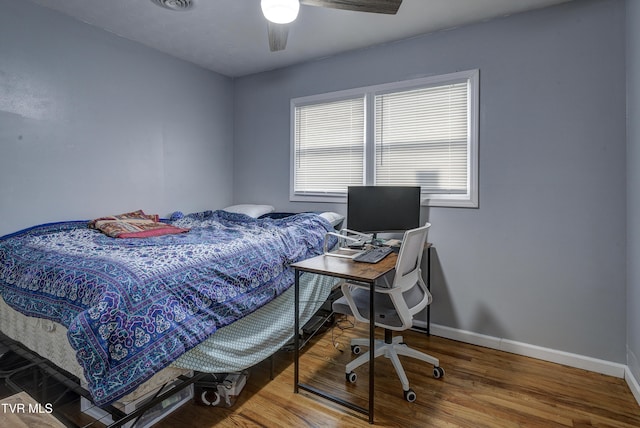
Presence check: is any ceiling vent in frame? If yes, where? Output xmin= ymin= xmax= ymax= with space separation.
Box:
xmin=151 ymin=0 xmax=193 ymax=11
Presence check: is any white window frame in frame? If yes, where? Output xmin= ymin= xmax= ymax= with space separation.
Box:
xmin=290 ymin=69 xmax=479 ymax=208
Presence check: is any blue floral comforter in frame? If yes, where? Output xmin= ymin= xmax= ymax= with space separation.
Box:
xmin=0 ymin=210 xmax=334 ymax=405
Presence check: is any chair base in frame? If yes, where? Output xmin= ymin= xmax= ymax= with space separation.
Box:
xmin=346 ymin=334 xmax=440 ymax=393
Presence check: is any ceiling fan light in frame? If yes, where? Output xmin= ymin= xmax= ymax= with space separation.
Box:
xmin=261 ymin=0 xmax=300 ymax=24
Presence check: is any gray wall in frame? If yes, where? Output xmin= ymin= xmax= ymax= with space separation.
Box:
xmin=627 ymin=0 xmax=640 ymax=382
xmin=0 ymin=0 xmax=235 ymax=236
xmin=234 ymin=0 xmax=628 ymax=362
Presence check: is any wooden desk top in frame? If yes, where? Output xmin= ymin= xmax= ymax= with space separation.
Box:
xmin=291 ymin=252 xmax=397 ymax=283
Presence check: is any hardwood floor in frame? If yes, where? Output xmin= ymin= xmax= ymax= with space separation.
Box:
xmin=157 ymin=322 xmax=640 ymax=427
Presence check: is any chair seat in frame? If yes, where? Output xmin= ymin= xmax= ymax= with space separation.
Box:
xmin=333 ymin=283 xmax=426 ymax=329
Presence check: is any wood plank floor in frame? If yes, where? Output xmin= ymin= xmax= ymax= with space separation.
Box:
xmin=157 ymin=321 xmax=640 ymax=427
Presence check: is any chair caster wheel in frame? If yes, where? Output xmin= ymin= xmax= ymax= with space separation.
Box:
xmin=351 ymin=345 xmax=361 ymax=355
xmin=433 ymin=366 xmax=445 ymax=379
xmin=404 ymin=389 xmax=417 ymax=402
xmin=346 ymin=372 xmax=357 ymax=383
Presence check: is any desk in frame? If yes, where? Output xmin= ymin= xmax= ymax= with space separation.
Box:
xmin=291 ymin=252 xmax=397 ymax=424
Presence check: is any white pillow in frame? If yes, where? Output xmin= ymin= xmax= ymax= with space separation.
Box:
xmin=319 ymin=211 xmax=345 ymax=228
xmin=223 ymin=204 xmax=275 ymax=218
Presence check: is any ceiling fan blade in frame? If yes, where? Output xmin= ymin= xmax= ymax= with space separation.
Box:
xmin=300 ymin=0 xmax=402 ymax=15
xmin=267 ymin=22 xmax=289 ymax=52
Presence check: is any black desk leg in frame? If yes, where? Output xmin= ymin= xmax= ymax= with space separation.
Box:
xmin=294 ymin=269 xmax=300 ymax=393
xmin=292 ymin=269 xmax=376 ymax=423
xmin=368 ymin=280 xmax=375 ymax=424
xmin=427 ymin=246 xmax=431 ymax=336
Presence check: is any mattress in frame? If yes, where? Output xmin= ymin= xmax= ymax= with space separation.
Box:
xmin=0 ymin=294 xmax=187 ymax=404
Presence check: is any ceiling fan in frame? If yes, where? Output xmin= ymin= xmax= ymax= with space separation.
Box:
xmin=261 ymin=0 xmax=403 ymax=52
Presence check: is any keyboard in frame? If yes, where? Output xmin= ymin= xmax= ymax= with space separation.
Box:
xmin=353 ymin=246 xmax=393 ymax=263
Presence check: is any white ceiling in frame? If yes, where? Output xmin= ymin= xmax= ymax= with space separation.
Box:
xmin=27 ymin=0 xmax=571 ymax=77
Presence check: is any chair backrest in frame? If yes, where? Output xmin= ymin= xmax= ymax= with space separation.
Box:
xmin=337 ymin=223 xmax=432 ymax=331
xmin=392 ymin=223 xmax=431 ymax=291
xmin=378 ymin=223 xmax=431 ymax=330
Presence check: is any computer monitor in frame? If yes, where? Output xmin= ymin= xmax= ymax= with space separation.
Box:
xmin=347 ymin=186 xmax=421 ymax=234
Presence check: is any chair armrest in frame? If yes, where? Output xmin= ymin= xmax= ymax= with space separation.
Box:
xmin=340 ymin=281 xmax=368 ymax=323
xmin=343 ymin=280 xmax=394 ymax=294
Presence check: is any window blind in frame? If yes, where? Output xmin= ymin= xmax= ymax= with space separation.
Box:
xmin=294 ymin=97 xmax=365 ymax=194
xmin=374 ymin=82 xmax=469 ymax=194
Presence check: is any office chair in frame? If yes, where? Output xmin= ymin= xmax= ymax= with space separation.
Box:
xmin=332 ymin=223 xmax=444 ymax=402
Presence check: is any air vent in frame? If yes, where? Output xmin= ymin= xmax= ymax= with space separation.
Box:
xmin=151 ymin=0 xmax=193 ymax=11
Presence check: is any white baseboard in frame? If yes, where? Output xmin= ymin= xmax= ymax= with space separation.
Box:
xmin=626 ymin=366 xmax=640 ymax=405
xmin=413 ymin=321 xmax=627 ymax=379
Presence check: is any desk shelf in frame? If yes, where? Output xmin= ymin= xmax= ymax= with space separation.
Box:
xmin=282 ymin=288 xmax=342 ymax=352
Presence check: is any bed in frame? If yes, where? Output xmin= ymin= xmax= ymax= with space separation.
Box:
xmin=0 ymin=208 xmax=340 ymax=417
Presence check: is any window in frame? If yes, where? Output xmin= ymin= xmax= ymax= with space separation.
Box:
xmin=293 ymin=96 xmax=364 ymax=194
xmin=290 ymin=69 xmax=479 ymax=207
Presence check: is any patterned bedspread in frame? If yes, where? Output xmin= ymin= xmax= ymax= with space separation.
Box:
xmin=0 ymin=210 xmax=334 ymax=405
